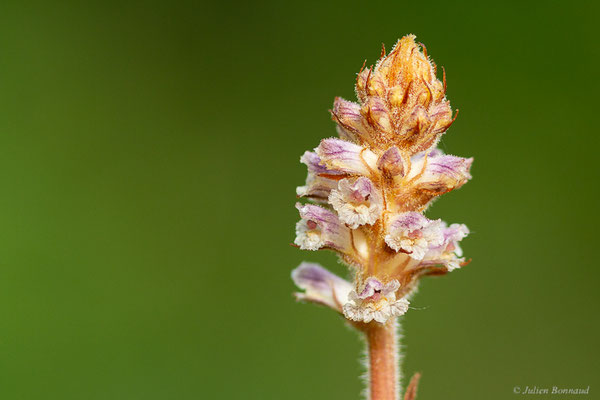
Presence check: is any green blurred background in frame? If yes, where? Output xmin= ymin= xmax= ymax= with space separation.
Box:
xmin=0 ymin=0 xmax=598 ymax=399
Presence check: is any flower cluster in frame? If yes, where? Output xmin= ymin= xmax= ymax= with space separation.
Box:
xmin=292 ymin=35 xmax=472 ymax=324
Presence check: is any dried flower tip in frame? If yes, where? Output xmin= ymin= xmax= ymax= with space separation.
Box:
xmin=363 ymin=35 xmax=452 ymax=152
xmin=377 ymin=146 xmax=405 ymax=176
xmin=334 ymin=35 xmax=455 ymax=154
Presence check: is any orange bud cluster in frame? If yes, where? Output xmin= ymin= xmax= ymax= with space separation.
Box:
xmin=333 ymin=35 xmax=456 ymax=155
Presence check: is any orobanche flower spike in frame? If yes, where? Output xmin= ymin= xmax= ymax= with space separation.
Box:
xmin=291 ymin=35 xmax=473 ymax=400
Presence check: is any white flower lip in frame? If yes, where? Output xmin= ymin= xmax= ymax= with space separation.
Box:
xmin=294 ymin=203 xmax=351 ymax=252
xmin=328 ymin=177 xmax=383 ymax=229
xmin=342 ymin=278 xmax=409 ymax=324
xmin=384 ymin=212 xmax=444 ymax=260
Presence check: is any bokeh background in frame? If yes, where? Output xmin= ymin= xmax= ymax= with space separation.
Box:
xmin=0 ymin=0 xmax=598 ymax=399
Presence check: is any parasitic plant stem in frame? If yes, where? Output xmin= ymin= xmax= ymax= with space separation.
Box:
xmin=365 ymin=319 xmax=399 ymax=400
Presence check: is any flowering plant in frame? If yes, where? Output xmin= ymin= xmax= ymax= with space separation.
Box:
xmin=291 ymin=35 xmax=473 ymax=400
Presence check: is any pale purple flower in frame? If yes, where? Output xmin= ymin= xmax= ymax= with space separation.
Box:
xmin=291 ymin=262 xmax=353 ymax=313
xmin=299 ymin=150 xmax=341 ymax=175
xmin=384 ymin=212 xmax=444 ymax=260
xmin=315 ymin=138 xmax=378 ymax=176
xmin=294 ymin=203 xmax=350 ymax=252
xmin=296 ymin=151 xmax=340 ymax=200
xmin=407 ymin=150 xmax=473 ymax=195
xmin=343 ymin=277 xmax=409 ymax=323
xmin=328 ymin=177 xmax=383 ymax=228
xmin=421 ymin=223 xmax=470 ymax=271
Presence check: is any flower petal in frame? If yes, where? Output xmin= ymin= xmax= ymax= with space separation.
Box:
xmin=294 ymin=203 xmax=351 ymax=252
xmin=409 ymin=153 xmax=473 ymax=194
xmin=292 ymin=262 xmax=353 ymax=312
xmin=384 ymin=212 xmax=444 ymax=260
xmin=357 ymin=277 xmax=384 ymax=298
xmin=296 ymin=151 xmax=344 ymax=200
xmin=296 ymin=174 xmax=338 ymax=201
xmin=343 ymin=277 xmax=408 ymax=323
xmin=328 ymin=177 xmax=383 ymax=228
xmin=316 ymin=138 xmax=377 ymax=176
xmin=300 ymin=151 xmax=342 ymax=175
xmin=421 ymin=222 xmax=470 ymax=271
xmin=343 ymin=295 xmax=409 ymax=323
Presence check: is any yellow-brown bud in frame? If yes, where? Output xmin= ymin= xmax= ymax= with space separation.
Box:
xmin=338 ymin=35 xmax=456 ymax=155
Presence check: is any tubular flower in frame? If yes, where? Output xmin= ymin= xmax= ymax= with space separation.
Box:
xmin=292 ymin=35 xmax=472 ymax=324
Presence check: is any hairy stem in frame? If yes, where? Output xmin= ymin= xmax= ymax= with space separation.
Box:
xmin=365 ymin=318 xmax=399 ymax=400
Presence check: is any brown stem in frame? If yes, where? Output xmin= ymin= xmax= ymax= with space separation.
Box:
xmin=365 ymin=319 xmax=398 ymax=400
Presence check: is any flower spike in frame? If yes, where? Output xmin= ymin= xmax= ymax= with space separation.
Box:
xmin=291 ymin=35 xmax=473 ymax=400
